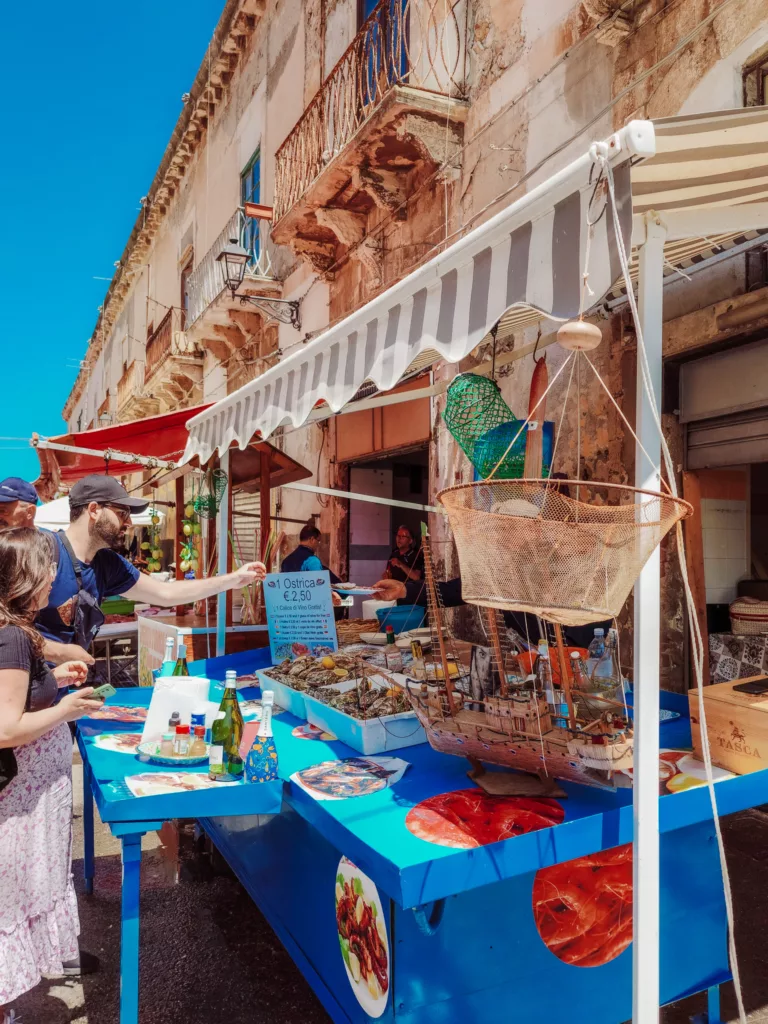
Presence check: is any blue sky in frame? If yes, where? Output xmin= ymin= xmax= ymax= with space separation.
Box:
xmin=0 ymin=1 xmax=221 ymax=484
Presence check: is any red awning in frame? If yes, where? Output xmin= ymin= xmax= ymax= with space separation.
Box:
xmin=34 ymin=405 xmax=211 ymax=499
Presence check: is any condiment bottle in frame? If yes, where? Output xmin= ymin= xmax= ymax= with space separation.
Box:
xmin=245 ymin=691 xmax=279 ymax=783
xmin=168 ymin=711 xmax=181 ymax=731
xmin=189 ymin=726 xmax=207 ymax=757
xmin=190 ymin=707 xmax=207 ymax=735
xmin=409 ymin=639 xmax=426 ymax=681
xmin=159 ymin=733 xmax=174 ymax=757
xmin=384 ymin=625 xmax=404 ymax=673
xmin=174 ymin=724 xmax=191 ymax=756
xmin=209 ymin=671 xmax=244 ymax=780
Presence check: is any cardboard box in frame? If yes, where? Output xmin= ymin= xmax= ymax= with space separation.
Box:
xmin=689 ymin=676 xmax=768 ymax=775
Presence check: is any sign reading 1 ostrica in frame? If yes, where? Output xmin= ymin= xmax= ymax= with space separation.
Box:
xmin=263 ymin=570 xmax=338 ymax=663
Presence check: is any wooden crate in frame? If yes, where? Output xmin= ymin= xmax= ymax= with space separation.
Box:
xmin=689 ymin=676 xmax=768 ymax=775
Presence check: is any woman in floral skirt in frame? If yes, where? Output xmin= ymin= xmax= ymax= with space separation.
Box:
xmin=0 ymin=528 xmax=102 ymax=1022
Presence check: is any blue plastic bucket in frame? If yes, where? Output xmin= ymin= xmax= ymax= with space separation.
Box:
xmin=376 ymin=604 xmax=426 ymax=635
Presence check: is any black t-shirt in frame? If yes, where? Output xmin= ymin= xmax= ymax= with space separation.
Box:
xmin=0 ymin=624 xmax=58 ymax=712
xmin=386 ymin=545 xmax=424 ymax=583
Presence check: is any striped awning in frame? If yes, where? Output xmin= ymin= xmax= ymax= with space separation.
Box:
xmin=632 ymin=105 xmax=768 ymax=236
xmin=183 ymin=106 xmax=768 ymax=461
xmin=182 ymin=122 xmax=643 ymax=461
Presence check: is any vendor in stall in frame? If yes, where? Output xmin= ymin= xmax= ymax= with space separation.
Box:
xmin=282 ymin=523 xmax=341 ymax=583
xmin=383 ymin=525 xmax=424 ymax=584
xmin=35 ymin=474 xmax=266 ymax=665
xmin=0 ymin=477 xmax=38 ymax=531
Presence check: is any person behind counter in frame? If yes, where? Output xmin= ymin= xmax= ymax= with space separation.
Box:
xmin=35 ymin=474 xmax=267 ymax=666
xmin=281 ymin=523 xmax=341 ymax=583
xmin=0 ymin=528 xmax=104 ymax=1016
xmin=0 ymin=478 xmax=38 ymax=531
xmin=383 ymin=525 xmax=423 ymax=584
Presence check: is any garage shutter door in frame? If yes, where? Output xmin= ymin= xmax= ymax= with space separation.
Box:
xmin=687 ymin=408 xmax=768 ymax=469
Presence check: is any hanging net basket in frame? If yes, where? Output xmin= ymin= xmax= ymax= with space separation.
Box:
xmin=443 ymin=373 xmax=553 ymax=479
xmin=437 ymin=479 xmax=692 ymax=627
xmin=194 ymin=469 xmax=228 ymax=520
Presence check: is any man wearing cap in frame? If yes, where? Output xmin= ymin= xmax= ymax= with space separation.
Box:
xmin=0 ymin=477 xmax=38 ymax=530
xmin=36 ymin=474 xmax=266 ymax=664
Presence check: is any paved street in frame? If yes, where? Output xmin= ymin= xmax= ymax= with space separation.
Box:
xmin=12 ymin=762 xmax=768 ymax=1024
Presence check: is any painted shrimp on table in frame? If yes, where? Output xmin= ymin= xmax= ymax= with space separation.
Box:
xmin=532 ymin=843 xmax=633 ymax=968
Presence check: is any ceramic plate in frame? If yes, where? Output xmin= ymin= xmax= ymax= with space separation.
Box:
xmin=359 ymin=632 xmax=388 ymax=645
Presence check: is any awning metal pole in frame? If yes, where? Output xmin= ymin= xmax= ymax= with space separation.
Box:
xmin=282 ymin=480 xmax=442 ymax=515
xmin=633 ymin=214 xmax=666 ymax=1024
xmin=33 ymin=438 xmax=177 ymax=471
xmin=216 ymin=450 xmax=230 ymax=658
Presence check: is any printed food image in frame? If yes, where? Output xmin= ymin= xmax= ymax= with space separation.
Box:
xmin=295 ymin=758 xmax=401 ymax=799
xmin=335 ymin=857 xmax=389 ymax=1017
xmin=88 ymin=704 xmax=148 ymax=722
xmin=93 ymin=732 xmax=143 ymax=754
xmin=618 ymin=748 xmax=732 ymax=794
xmin=405 ymin=789 xmax=565 ymax=849
xmin=532 ymin=843 xmax=632 ymax=967
xmin=292 ymin=723 xmax=337 ymax=741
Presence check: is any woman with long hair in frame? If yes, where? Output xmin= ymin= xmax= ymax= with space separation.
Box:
xmin=0 ymin=528 xmax=102 ymax=1022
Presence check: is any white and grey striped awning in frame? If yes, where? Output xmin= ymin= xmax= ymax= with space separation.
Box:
xmin=183 ymin=121 xmax=647 ymax=461
xmin=183 ymin=106 xmax=768 ymax=461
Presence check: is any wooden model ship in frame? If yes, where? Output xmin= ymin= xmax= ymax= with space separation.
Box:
xmin=404 ymin=525 xmax=635 ymax=792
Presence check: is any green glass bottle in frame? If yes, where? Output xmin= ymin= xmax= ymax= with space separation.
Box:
xmin=209 ymin=670 xmax=244 ymax=780
xmin=171 ymin=642 xmax=190 ymax=677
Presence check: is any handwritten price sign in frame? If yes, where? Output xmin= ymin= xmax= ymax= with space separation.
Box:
xmin=263 ymin=571 xmax=338 ymax=663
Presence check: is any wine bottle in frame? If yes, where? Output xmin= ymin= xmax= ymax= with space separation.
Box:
xmin=159 ymin=636 xmax=176 ymax=677
xmin=209 ymin=670 xmax=244 ymax=780
xmin=171 ymin=642 xmax=190 ymax=677
xmin=245 ymin=691 xmax=279 ymax=783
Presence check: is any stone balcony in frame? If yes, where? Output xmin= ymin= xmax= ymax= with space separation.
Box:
xmin=185 ymin=208 xmax=283 ymax=368
xmin=143 ymin=307 xmax=204 ymax=410
xmin=272 ymin=0 xmax=469 ymax=282
xmin=116 ymin=360 xmax=159 ymax=423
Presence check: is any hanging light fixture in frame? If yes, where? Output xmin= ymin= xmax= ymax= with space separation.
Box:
xmin=215 ymin=237 xmax=301 ymax=330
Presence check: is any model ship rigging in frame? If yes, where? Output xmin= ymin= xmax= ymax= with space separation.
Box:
xmin=404 ymin=320 xmax=690 ymax=793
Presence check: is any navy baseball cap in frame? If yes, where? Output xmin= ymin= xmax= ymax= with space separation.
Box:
xmin=0 ymin=477 xmax=39 ymax=504
xmin=68 ymin=475 xmax=149 ymax=512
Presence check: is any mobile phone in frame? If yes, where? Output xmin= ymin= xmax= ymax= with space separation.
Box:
xmin=91 ymin=683 xmax=117 ymax=701
xmin=732 ymin=679 xmax=768 ymax=695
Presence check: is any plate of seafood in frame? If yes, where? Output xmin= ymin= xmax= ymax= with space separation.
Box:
xmin=335 ymin=856 xmax=390 ymax=1017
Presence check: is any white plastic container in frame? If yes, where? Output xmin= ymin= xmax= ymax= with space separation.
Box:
xmin=255 ymin=668 xmax=307 ymax=719
xmin=303 ymin=676 xmax=425 ymax=755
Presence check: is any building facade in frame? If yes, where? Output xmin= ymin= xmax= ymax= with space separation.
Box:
xmin=64 ymin=0 xmax=768 ymax=687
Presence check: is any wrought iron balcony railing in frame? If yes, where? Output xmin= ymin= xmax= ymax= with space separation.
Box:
xmin=274 ymin=0 xmax=468 ymax=222
xmin=187 ymin=209 xmax=273 ymax=327
xmin=116 ymin=360 xmax=143 ymax=410
xmin=144 ymin=307 xmax=199 ymax=381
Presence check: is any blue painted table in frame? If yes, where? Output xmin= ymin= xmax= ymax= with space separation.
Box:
xmin=80 ymin=648 xmax=768 ymax=1024
xmin=76 ymin=683 xmax=283 ymax=1024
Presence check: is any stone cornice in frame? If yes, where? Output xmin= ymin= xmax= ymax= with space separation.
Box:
xmin=63 ymin=0 xmax=266 ymax=420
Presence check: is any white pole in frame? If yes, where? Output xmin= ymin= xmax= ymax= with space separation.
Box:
xmin=633 ymin=214 xmax=666 ymax=1024
xmin=216 ymin=450 xmax=230 ymax=658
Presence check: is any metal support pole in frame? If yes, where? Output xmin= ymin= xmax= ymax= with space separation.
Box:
xmin=82 ymin=762 xmax=95 ymax=896
xmin=216 ymin=450 xmax=230 ymax=658
xmin=119 ymin=833 xmax=143 ymax=1024
xmin=633 ymin=214 xmax=667 ymax=1024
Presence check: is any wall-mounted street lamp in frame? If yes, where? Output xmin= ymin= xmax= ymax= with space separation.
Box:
xmin=216 ymin=238 xmax=301 ymax=330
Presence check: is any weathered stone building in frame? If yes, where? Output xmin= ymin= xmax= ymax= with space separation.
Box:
xmin=64 ymin=0 xmax=768 ymax=688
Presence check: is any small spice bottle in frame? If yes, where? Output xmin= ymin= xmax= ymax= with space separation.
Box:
xmin=159 ymin=733 xmax=174 ymax=757
xmin=174 ymin=725 xmax=191 ymax=756
xmin=189 ymin=726 xmax=207 ymax=757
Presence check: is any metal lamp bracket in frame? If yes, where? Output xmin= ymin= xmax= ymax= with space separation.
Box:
xmin=238 ymin=294 xmax=301 ymax=331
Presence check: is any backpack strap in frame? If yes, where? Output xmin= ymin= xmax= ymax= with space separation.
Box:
xmin=57 ymin=531 xmax=84 ymax=587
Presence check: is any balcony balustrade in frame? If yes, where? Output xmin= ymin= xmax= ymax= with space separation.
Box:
xmin=186 ymin=209 xmax=273 ymax=328
xmin=116 ymin=360 xmax=159 ymax=422
xmin=273 ymin=0 xmax=468 ymax=257
xmin=143 ymin=306 xmax=204 ymax=410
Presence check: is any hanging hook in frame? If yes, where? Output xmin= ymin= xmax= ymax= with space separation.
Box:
xmin=490 ymin=321 xmax=499 ymax=382
xmin=532 ymin=326 xmax=542 ymax=363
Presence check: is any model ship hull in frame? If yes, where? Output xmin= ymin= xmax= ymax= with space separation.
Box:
xmin=406 ymin=689 xmax=634 ymax=790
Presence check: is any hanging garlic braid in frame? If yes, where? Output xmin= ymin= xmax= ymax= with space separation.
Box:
xmin=0 ymin=528 xmax=54 ymax=659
